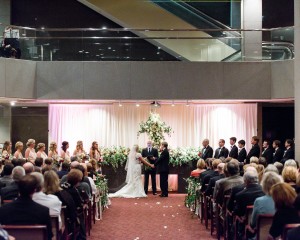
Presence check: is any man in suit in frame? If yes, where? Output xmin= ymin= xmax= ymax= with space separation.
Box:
xmin=0 ymin=175 xmax=53 ymax=240
xmin=272 ymin=140 xmax=284 ymax=163
xmin=214 ymin=139 xmax=229 ymax=159
xmin=200 ymin=158 xmax=214 ymax=184
xmin=229 ymin=137 xmax=238 ymax=159
xmin=205 ymin=162 xmax=225 ymax=196
xmin=199 ymin=139 xmax=213 ymax=160
xmin=246 ymin=136 xmax=260 ymax=164
xmin=142 ymin=141 xmax=159 ymax=195
xmin=201 ymin=159 xmax=221 ymax=192
xmin=154 ymin=142 xmax=170 ymax=197
xmin=281 ymin=139 xmax=295 ymax=164
xmin=237 ymin=140 xmax=247 ymax=163
xmin=261 ymin=140 xmax=274 ymax=164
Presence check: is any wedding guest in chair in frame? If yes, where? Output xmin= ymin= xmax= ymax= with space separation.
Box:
xmin=190 ymin=159 xmax=206 ymax=178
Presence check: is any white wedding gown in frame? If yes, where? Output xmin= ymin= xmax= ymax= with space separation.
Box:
xmin=109 ymin=149 xmax=147 ymax=198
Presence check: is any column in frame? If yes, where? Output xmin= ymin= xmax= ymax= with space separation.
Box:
xmin=295 ymin=0 xmax=300 ymax=163
xmin=0 ymin=0 xmax=11 ymax=35
xmin=242 ymin=0 xmax=262 ymax=61
xmin=0 ymin=105 xmax=11 ymax=142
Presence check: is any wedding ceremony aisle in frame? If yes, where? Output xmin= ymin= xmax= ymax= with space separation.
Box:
xmin=89 ymin=194 xmax=215 ymax=240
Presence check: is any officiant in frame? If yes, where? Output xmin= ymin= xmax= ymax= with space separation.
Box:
xmin=142 ymin=140 xmax=159 ymax=195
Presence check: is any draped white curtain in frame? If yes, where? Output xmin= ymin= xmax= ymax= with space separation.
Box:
xmin=49 ymin=104 xmax=257 ymax=154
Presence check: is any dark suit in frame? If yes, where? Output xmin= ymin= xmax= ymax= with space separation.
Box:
xmin=205 ymin=174 xmax=225 ymax=196
xmin=0 ymin=181 xmax=19 ymax=203
xmin=246 ymin=144 xmax=260 ymax=164
xmin=273 ymin=148 xmax=284 ymax=163
xmin=287 ymin=226 xmax=300 ymax=240
xmin=154 ymin=148 xmax=170 ymax=197
xmin=214 ymin=147 xmax=229 ymax=159
xmin=237 ymin=148 xmax=247 ymax=163
xmin=229 ymin=145 xmax=238 ymax=159
xmin=142 ymin=147 xmax=159 ymax=194
xmin=262 ymin=147 xmax=274 ymax=164
xmin=0 ymin=196 xmax=52 ymax=240
xmin=201 ymin=170 xmax=219 ymax=192
xmin=281 ymin=147 xmax=295 ymax=164
xmin=201 ymin=145 xmax=213 ymax=160
xmin=200 ymin=169 xmax=214 ymax=184
xmin=227 ymin=184 xmax=245 ymax=212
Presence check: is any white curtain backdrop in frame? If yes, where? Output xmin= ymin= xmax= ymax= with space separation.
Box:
xmin=49 ymin=104 xmax=257 ymax=154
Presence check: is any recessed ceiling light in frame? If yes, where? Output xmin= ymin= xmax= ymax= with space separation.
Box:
xmin=108 ymin=47 xmax=111 ymax=50
xmin=10 ymin=101 xmax=16 ymax=106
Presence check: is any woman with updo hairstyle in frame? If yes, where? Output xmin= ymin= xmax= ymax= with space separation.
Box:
xmin=25 ymin=138 xmax=37 ymax=163
xmin=36 ymin=143 xmax=47 ymax=160
xmin=14 ymin=141 xmax=24 ymax=159
xmin=73 ymin=140 xmax=86 ymax=157
xmin=1 ymin=141 xmax=12 ymax=160
xmin=61 ymin=141 xmax=70 ymax=162
xmin=48 ymin=141 xmax=59 ymax=161
xmin=282 ymin=166 xmax=299 ymax=189
xmin=190 ymin=159 xmax=206 ymax=177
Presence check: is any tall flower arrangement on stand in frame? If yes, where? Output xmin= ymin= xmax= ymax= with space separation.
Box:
xmin=137 ymin=112 xmax=172 ymax=147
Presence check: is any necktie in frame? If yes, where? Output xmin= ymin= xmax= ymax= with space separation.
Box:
xmin=148 ymin=148 xmax=151 ymax=153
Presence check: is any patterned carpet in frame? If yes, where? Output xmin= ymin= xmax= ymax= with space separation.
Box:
xmin=89 ymin=194 xmax=215 ymax=240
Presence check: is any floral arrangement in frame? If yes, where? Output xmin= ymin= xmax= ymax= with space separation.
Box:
xmin=169 ymin=147 xmax=201 ymax=166
xmin=184 ymin=176 xmax=201 ymax=209
xmin=94 ymin=173 xmax=109 ymax=207
xmin=137 ymin=112 xmax=172 ymax=147
xmin=101 ymin=146 xmax=129 ymax=170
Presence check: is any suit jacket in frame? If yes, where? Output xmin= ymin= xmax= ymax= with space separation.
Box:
xmin=142 ymin=147 xmax=159 ymax=172
xmin=229 ymin=145 xmax=238 ymax=159
xmin=200 ymin=169 xmax=214 ymax=184
xmin=262 ymin=147 xmax=274 ymax=164
xmin=227 ymin=184 xmax=245 ymax=212
xmin=214 ymin=147 xmax=229 ymax=159
xmin=233 ymin=183 xmax=264 ymax=216
xmin=154 ymin=149 xmax=169 ymax=174
xmin=237 ymin=148 xmax=247 ymax=163
xmin=201 ymin=170 xmax=219 ymax=192
xmin=246 ymin=144 xmax=260 ymax=164
xmin=205 ymin=174 xmax=225 ymax=196
xmin=201 ymin=145 xmax=213 ymax=160
xmin=0 ymin=181 xmax=19 ymax=202
xmin=281 ymin=147 xmax=295 ymax=163
xmin=0 ymin=196 xmax=53 ymax=239
xmin=272 ymin=148 xmax=284 ymax=163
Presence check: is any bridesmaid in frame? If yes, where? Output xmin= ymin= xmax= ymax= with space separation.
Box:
xmin=73 ymin=140 xmax=86 ymax=157
xmin=48 ymin=141 xmax=59 ymax=161
xmin=89 ymin=141 xmax=101 ymax=161
xmin=1 ymin=141 xmax=12 ymax=160
xmin=36 ymin=143 xmax=48 ymax=160
xmin=61 ymin=141 xmax=71 ymax=162
xmin=25 ymin=139 xmax=37 ymax=163
xmin=14 ymin=141 xmax=24 ymax=159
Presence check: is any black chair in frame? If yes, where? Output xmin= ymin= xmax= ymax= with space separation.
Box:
xmin=2 ymin=225 xmax=47 ymax=240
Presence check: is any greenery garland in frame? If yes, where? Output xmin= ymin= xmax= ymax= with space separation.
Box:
xmin=94 ymin=173 xmax=109 ymax=207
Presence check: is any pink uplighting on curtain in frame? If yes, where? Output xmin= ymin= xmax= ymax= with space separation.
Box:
xmin=48 ymin=104 xmax=257 ymax=153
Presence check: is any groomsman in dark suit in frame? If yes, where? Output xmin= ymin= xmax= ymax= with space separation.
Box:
xmin=154 ymin=142 xmax=170 ymax=197
xmin=142 ymin=141 xmax=159 ymax=195
xmin=199 ymin=139 xmax=213 ymax=160
xmin=214 ymin=139 xmax=229 ymax=159
xmin=261 ymin=140 xmax=274 ymax=164
xmin=281 ymin=139 xmax=295 ymax=164
xmin=246 ymin=136 xmax=260 ymax=164
xmin=272 ymin=140 xmax=284 ymax=163
xmin=237 ymin=140 xmax=247 ymax=163
xmin=229 ymin=137 xmax=238 ymax=159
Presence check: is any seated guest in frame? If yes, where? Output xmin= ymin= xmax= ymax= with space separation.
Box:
xmin=1 ymin=166 xmax=25 ymax=202
xmin=214 ymin=139 xmax=229 ymax=159
xmin=0 ymin=164 xmax=14 ymax=186
xmin=61 ymin=161 xmax=80 ymax=183
xmin=86 ymin=162 xmax=96 ymax=179
xmin=31 ymin=172 xmax=62 ymax=219
xmin=44 ymin=158 xmax=53 ymax=166
xmin=89 ymin=158 xmax=101 ymax=175
xmin=205 ymin=162 xmax=225 ymax=196
xmin=57 ymin=161 xmax=70 ymax=179
xmin=199 ymin=139 xmax=213 ymax=160
xmin=282 ymin=166 xmax=298 ymax=189
xmin=0 ymin=175 xmax=52 ymax=240
xmin=281 ymin=139 xmax=295 ymax=164
xmin=258 ymin=157 xmax=267 ymax=168
xmin=200 ymin=158 xmax=214 ymax=184
xmin=274 ymin=161 xmax=284 ymax=175
xmin=272 ymin=140 xmax=284 ymax=163
xmin=250 ymin=156 xmax=259 ymax=165
xmin=287 ymin=194 xmax=300 ymax=240
xmin=80 ymin=163 xmax=97 ymax=195
xmin=246 ymin=136 xmax=260 ymax=164
xmin=284 ymin=159 xmax=298 ymax=169
xmin=258 ymin=164 xmax=279 ymax=183
xmin=190 ymin=159 xmax=206 ymax=178
xmin=75 ymin=165 xmax=92 ymax=199
xmin=23 ymin=162 xmax=34 ymax=174
xmin=268 ymin=183 xmax=300 ymax=239
xmin=201 ymin=159 xmax=222 ymax=192
xmin=237 ymin=140 xmax=247 ymax=163
xmin=34 ymin=157 xmax=43 ymax=170
xmin=261 ymin=140 xmax=274 ymax=165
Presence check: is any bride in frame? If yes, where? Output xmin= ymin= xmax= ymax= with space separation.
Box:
xmin=109 ymin=145 xmax=154 ymax=198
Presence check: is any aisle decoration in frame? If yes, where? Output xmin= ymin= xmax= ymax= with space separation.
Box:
xmin=184 ymin=176 xmax=201 ymax=212
xmin=94 ymin=173 xmax=109 ymax=208
xmin=137 ymin=112 xmax=172 ymax=147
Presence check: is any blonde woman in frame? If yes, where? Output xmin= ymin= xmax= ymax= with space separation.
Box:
xmin=14 ymin=141 xmax=24 ymax=159
xmin=25 ymin=139 xmax=37 ymax=163
xmin=48 ymin=141 xmax=59 ymax=161
xmin=73 ymin=140 xmax=86 ymax=158
xmin=36 ymin=143 xmax=48 ymax=160
xmin=1 ymin=141 xmax=12 ymax=160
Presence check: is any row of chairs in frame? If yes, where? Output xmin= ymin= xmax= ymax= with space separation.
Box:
xmin=196 ymin=185 xmax=300 ymax=240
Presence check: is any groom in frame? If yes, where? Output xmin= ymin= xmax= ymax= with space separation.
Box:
xmin=155 ymin=142 xmax=170 ymax=197
xmin=142 ymin=141 xmax=159 ymax=195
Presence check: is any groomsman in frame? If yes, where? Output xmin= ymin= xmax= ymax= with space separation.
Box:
xmin=199 ymin=139 xmax=213 ymax=160
xmin=237 ymin=140 xmax=247 ymax=163
xmin=214 ymin=139 xmax=229 ymax=159
xmin=154 ymin=142 xmax=170 ymax=198
xmin=142 ymin=141 xmax=159 ymax=195
xmin=229 ymin=137 xmax=238 ymax=159
xmin=281 ymin=139 xmax=295 ymax=164
xmin=272 ymin=140 xmax=284 ymax=163
xmin=261 ymin=140 xmax=274 ymax=164
xmin=246 ymin=136 xmax=260 ymax=164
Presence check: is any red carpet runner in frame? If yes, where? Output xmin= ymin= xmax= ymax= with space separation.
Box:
xmin=89 ymin=194 xmax=215 ymax=240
